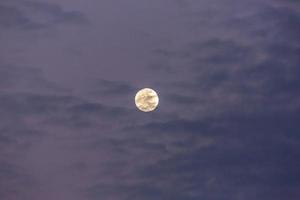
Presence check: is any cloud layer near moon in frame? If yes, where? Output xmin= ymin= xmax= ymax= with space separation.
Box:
xmin=0 ymin=0 xmax=299 ymax=199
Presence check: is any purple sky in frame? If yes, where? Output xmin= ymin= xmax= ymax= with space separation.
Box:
xmin=1 ymin=0 xmax=300 ymax=199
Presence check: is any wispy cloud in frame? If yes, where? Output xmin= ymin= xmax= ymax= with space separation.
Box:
xmin=0 ymin=0 xmax=299 ymax=199
xmin=0 ymin=0 xmax=88 ymax=30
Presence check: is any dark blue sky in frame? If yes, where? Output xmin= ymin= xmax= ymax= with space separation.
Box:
xmin=0 ymin=0 xmax=300 ymax=199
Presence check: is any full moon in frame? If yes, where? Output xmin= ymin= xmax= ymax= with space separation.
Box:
xmin=135 ymin=88 xmax=159 ymax=112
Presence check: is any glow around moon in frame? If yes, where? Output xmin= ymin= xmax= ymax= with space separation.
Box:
xmin=135 ymin=88 xmax=159 ymax=112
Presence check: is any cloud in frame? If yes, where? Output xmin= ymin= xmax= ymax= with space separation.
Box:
xmin=0 ymin=4 xmax=40 ymax=29
xmin=92 ymin=79 xmax=136 ymax=96
xmin=165 ymin=93 xmax=198 ymax=105
xmin=0 ymin=92 xmax=130 ymax=131
xmin=82 ymin=2 xmax=300 ymax=199
xmin=0 ymin=0 xmax=299 ymax=199
xmin=0 ymin=65 xmax=66 ymax=93
xmin=0 ymin=0 xmax=88 ymax=30
xmin=107 ymin=107 xmax=300 ymax=200
xmin=149 ymin=2 xmax=300 ymax=120
xmin=0 ymin=62 xmax=132 ymax=199
xmin=0 ymin=63 xmax=130 ymax=128
xmin=0 ymin=161 xmax=36 ymax=200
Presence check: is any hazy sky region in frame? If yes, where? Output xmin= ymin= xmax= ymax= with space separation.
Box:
xmin=0 ymin=0 xmax=300 ymax=199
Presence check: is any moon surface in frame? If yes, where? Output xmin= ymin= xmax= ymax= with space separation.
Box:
xmin=135 ymin=88 xmax=159 ymax=112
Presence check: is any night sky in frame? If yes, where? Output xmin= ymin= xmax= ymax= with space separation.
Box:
xmin=1 ymin=0 xmax=300 ymax=199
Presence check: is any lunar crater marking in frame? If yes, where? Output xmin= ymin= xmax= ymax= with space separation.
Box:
xmin=135 ymin=88 xmax=159 ymax=112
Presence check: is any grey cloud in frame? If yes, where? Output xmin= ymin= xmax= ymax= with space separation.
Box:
xmin=0 ymin=65 xmax=66 ymax=92
xmin=21 ymin=1 xmax=88 ymax=25
xmin=0 ymin=162 xmax=34 ymax=200
xmin=0 ymin=65 xmax=132 ymax=200
xmin=0 ymin=0 xmax=299 ymax=199
xmin=63 ymin=102 xmax=129 ymax=128
xmin=0 ymin=126 xmax=38 ymax=200
xmin=122 ymin=109 xmax=300 ymax=200
xmin=154 ymin=12 xmax=299 ymax=115
xmin=0 ymin=92 xmax=129 ymax=130
xmin=0 ymin=64 xmax=128 ymax=128
xmin=0 ymin=93 xmax=75 ymax=116
xmin=166 ymin=93 xmax=198 ymax=105
xmin=0 ymin=4 xmax=40 ymax=29
xmin=230 ymin=4 xmax=300 ymax=44
xmin=92 ymin=79 xmax=136 ymax=96
xmin=135 ymin=119 xmax=214 ymax=135
xmin=134 ymin=3 xmax=300 ymax=199
xmin=0 ymin=0 xmax=88 ymax=30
